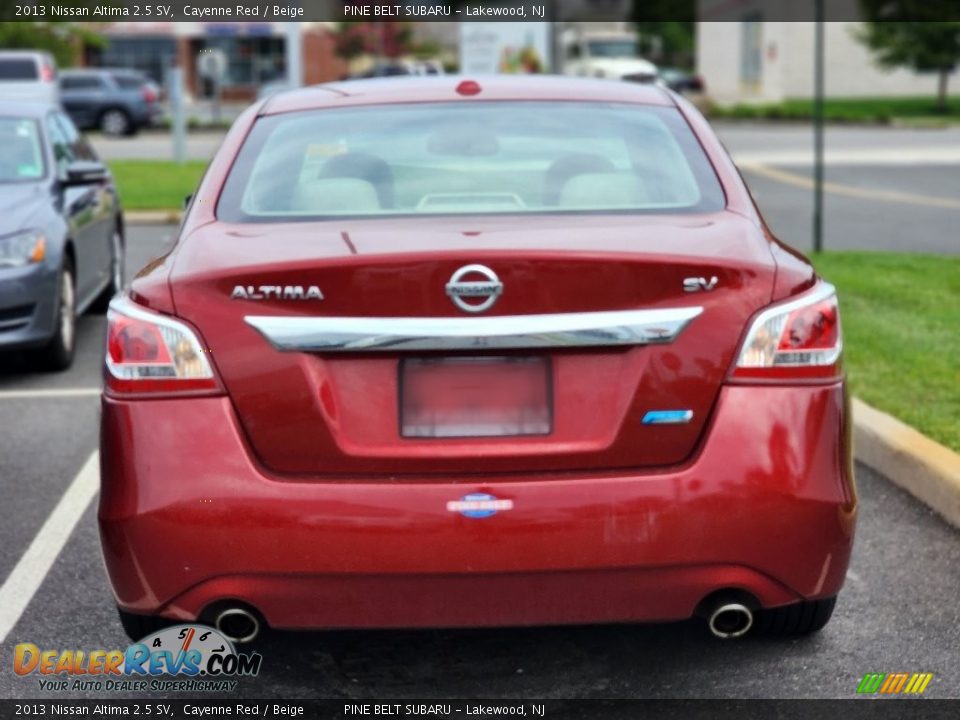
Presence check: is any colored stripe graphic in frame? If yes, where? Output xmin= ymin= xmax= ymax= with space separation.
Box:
xmin=857 ymin=673 xmax=885 ymax=694
xmin=880 ymin=673 xmax=909 ymax=694
xmin=904 ymin=673 xmax=934 ymax=694
xmin=857 ymin=672 xmax=932 ymax=695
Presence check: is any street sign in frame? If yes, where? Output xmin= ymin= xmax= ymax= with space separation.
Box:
xmin=459 ymin=23 xmax=552 ymax=75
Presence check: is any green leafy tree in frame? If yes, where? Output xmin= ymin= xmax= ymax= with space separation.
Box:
xmin=857 ymin=3 xmax=960 ymax=113
xmin=630 ymin=0 xmax=695 ymax=67
xmin=0 ymin=22 xmax=104 ymax=67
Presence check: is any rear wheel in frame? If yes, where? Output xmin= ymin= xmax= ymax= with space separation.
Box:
xmin=36 ymin=258 xmax=76 ymax=371
xmin=116 ymin=608 xmax=172 ymax=641
xmin=100 ymin=108 xmax=132 ymax=137
xmin=756 ymin=596 xmax=836 ymax=636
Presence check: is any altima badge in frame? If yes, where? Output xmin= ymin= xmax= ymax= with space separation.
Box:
xmin=445 ymin=264 xmax=503 ymax=313
xmin=231 ymin=285 xmax=324 ymax=300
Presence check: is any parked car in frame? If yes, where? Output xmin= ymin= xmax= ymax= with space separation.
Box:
xmin=0 ymin=51 xmax=59 ymax=103
xmin=414 ymin=60 xmax=445 ymax=76
xmin=0 ymin=103 xmax=124 ymax=370
xmin=561 ymin=29 xmax=658 ymax=82
xmin=659 ymin=67 xmax=705 ymax=95
xmin=59 ymin=68 xmax=161 ymax=136
xmin=100 ymin=76 xmax=854 ymax=644
xmin=351 ymin=61 xmax=415 ymax=79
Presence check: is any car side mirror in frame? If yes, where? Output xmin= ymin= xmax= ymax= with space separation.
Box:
xmin=63 ymin=160 xmax=108 ymax=185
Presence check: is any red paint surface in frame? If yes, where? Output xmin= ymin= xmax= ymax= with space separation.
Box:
xmin=102 ymin=77 xmax=854 ymax=628
xmin=100 ymin=384 xmax=854 ymax=627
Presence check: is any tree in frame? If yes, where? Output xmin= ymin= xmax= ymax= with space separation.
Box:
xmin=630 ymin=0 xmax=695 ymax=67
xmin=0 ymin=22 xmax=104 ymax=67
xmin=856 ymin=3 xmax=960 ymax=113
xmin=334 ymin=22 xmax=415 ymax=62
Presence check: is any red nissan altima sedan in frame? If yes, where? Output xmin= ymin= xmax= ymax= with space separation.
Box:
xmin=99 ymin=76 xmax=856 ymax=643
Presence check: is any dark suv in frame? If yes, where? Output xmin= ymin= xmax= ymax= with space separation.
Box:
xmin=59 ymin=69 xmax=162 ymax=136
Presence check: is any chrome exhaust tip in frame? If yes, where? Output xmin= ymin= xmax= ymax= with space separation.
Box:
xmin=707 ymin=603 xmax=754 ymax=639
xmin=214 ymin=607 xmax=260 ymax=644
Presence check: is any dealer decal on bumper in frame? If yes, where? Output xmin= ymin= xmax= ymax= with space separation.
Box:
xmin=447 ymin=493 xmax=513 ymax=519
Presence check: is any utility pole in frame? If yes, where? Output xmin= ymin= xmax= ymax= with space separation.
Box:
xmin=813 ymin=1 xmax=825 ymax=252
xmin=286 ymin=18 xmax=303 ymax=89
xmin=169 ymin=64 xmax=186 ymax=165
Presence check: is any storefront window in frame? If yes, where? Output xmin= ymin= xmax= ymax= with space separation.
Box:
xmin=197 ymin=36 xmax=286 ymax=89
xmin=90 ymin=37 xmax=177 ymax=85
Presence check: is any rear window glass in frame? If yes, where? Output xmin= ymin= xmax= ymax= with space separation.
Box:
xmin=0 ymin=118 xmax=45 ymax=181
xmin=61 ymin=75 xmax=104 ymax=90
xmin=217 ymin=101 xmax=725 ymax=221
xmin=0 ymin=59 xmax=38 ymax=81
xmin=114 ymin=75 xmax=144 ymax=89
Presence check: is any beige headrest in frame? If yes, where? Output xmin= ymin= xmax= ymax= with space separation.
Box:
xmin=291 ymin=178 xmax=381 ymax=214
xmin=558 ymin=173 xmax=649 ymax=209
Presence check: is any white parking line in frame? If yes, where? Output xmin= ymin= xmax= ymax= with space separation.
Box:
xmin=0 ymin=388 xmax=100 ymax=399
xmin=0 ymin=451 xmax=99 ymax=644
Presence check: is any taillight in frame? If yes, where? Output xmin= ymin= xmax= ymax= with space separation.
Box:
xmin=105 ymin=297 xmax=220 ymax=395
xmin=142 ymin=85 xmax=157 ymax=103
xmin=732 ymin=282 xmax=842 ymax=380
xmin=40 ymin=63 xmax=55 ymax=83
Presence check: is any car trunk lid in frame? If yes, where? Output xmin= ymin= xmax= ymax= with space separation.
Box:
xmin=169 ymin=213 xmax=775 ymax=477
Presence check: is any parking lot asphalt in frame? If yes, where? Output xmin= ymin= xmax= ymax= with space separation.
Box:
xmin=0 ymin=223 xmax=958 ymax=700
xmin=741 ymin=163 xmax=960 ymax=254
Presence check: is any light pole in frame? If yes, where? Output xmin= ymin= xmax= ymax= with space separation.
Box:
xmin=286 ymin=17 xmax=303 ymax=89
xmin=813 ymin=1 xmax=825 ymax=253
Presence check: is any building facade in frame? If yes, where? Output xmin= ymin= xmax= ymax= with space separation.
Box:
xmin=697 ymin=1 xmax=959 ymax=105
xmin=82 ymin=22 xmax=347 ymax=101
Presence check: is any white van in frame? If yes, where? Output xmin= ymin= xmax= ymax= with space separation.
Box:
xmin=0 ymin=51 xmax=59 ymax=103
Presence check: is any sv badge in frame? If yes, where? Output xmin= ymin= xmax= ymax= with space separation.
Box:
xmin=683 ymin=276 xmax=719 ymax=293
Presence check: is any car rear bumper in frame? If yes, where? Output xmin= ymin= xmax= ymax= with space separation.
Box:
xmin=140 ymin=103 xmax=163 ymax=127
xmin=99 ymin=383 xmax=856 ymax=629
xmin=0 ymin=264 xmax=58 ymax=350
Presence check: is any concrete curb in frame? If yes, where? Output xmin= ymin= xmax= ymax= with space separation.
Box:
xmin=853 ymin=398 xmax=960 ymax=529
xmin=126 ymin=211 xmax=181 ymax=225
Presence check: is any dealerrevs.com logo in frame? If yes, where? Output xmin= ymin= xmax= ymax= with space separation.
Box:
xmin=14 ymin=625 xmax=262 ymax=693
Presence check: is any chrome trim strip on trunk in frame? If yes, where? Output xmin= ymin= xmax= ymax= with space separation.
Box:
xmin=244 ymin=307 xmax=703 ymax=353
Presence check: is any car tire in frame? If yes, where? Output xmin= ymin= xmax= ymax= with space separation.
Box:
xmin=117 ymin=607 xmax=173 ymax=642
xmin=100 ymin=108 xmax=133 ymax=137
xmin=36 ymin=258 xmax=77 ymax=372
xmin=90 ymin=229 xmax=125 ymax=314
xmin=756 ymin=596 xmax=836 ymax=636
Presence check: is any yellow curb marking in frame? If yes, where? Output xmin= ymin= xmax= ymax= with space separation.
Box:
xmin=741 ymin=163 xmax=960 ymax=210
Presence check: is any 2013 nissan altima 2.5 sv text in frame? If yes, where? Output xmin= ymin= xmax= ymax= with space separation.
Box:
xmin=99 ymin=76 xmax=856 ymax=644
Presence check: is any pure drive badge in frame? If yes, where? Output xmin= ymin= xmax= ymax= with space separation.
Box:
xmin=447 ymin=493 xmax=513 ymax=519
xmin=231 ymin=285 xmax=324 ymax=300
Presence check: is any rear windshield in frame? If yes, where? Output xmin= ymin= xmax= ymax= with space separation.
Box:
xmin=0 ymin=118 xmax=45 ymax=182
xmin=217 ymin=101 xmax=725 ymax=221
xmin=0 ymin=59 xmax=39 ymax=81
xmin=114 ymin=75 xmax=145 ymax=89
